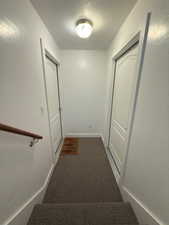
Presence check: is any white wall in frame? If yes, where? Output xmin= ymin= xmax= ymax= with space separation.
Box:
xmin=60 ymin=50 xmax=107 ymax=137
xmin=0 ymin=0 xmax=60 ymax=225
xmin=104 ymin=0 xmax=169 ymax=225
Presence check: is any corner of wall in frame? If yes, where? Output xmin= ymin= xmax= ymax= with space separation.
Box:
xmin=4 ymin=141 xmax=63 ymax=225
xmin=121 ymin=186 xmax=165 ymax=225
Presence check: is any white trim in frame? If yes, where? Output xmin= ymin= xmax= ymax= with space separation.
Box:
xmin=121 ymin=186 xmax=167 ymax=225
xmin=113 ymin=32 xmax=140 ymax=60
xmin=65 ymin=133 xmax=101 ymax=138
xmin=53 ymin=138 xmax=63 ymax=164
xmin=40 ymin=38 xmax=63 ymax=163
xmin=3 ymin=139 xmax=63 ymax=225
xmin=100 ymin=135 xmax=106 ymax=149
xmin=102 ymin=134 xmax=165 ymax=225
xmin=45 ymin=49 xmax=60 ymax=66
xmin=3 ymin=165 xmax=54 ymax=225
xmin=105 ymin=148 xmax=120 ymax=184
xmin=120 ymin=12 xmax=151 ymax=185
xmin=107 ymin=13 xmax=151 ymax=187
xmin=108 ymin=36 xmax=141 ymax=177
xmin=40 ymin=38 xmax=55 ymax=163
xmin=109 ymin=143 xmax=122 ymax=172
xmin=101 ymin=135 xmax=120 ymax=184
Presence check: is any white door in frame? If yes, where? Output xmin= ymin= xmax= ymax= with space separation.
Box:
xmin=45 ymin=56 xmax=62 ymax=153
xmin=109 ymin=43 xmax=139 ymax=172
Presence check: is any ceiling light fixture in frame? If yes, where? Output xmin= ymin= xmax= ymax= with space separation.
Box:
xmin=75 ymin=18 xmax=93 ymax=39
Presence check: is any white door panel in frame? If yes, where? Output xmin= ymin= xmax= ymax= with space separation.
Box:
xmin=45 ymin=56 xmax=62 ymax=153
xmin=50 ymin=117 xmax=61 ymax=151
xmin=109 ymin=44 xmax=139 ymax=171
xmin=110 ymin=126 xmax=125 ymax=161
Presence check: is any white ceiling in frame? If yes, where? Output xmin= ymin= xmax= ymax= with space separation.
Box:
xmin=31 ymin=0 xmax=137 ymax=50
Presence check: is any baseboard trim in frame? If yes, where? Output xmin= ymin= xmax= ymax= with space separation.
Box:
xmin=54 ymin=138 xmax=64 ymax=164
xmin=122 ymin=186 xmax=166 ymax=225
xmin=66 ymin=133 xmax=101 ymax=138
xmin=3 ymin=164 xmax=54 ymax=225
xmin=101 ymin=135 xmax=120 ymax=184
xmin=101 ymin=135 xmax=166 ymax=225
xmin=3 ymin=139 xmax=64 ymax=225
xmin=100 ymin=135 xmax=106 ymax=149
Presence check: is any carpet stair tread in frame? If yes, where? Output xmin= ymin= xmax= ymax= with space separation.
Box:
xmin=27 ymin=202 xmax=139 ymax=225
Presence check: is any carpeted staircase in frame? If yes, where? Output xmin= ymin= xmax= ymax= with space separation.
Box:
xmin=27 ymin=202 xmax=139 ymax=225
xmin=27 ymin=138 xmax=139 ymax=225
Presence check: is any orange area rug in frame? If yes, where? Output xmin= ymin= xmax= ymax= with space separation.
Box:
xmin=61 ymin=138 xmax=79 ymax=155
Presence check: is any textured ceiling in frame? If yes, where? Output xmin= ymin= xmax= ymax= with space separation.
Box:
xmin=31 ymin=0 xmax=137 ymax=49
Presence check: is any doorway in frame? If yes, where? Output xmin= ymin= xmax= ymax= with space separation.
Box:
xmin=43 ymin=51 xmax=63 ymax=155
xmin=108 ymin=41 xmax=139 ymax=173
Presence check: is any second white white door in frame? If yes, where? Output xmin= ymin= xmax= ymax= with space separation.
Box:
xmin=109 ymin=43 xmax=139 ymax=172
xmin=45 ymin=56 xmax=62 ymax=153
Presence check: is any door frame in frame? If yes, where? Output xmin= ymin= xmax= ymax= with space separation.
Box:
xmin=108 ymin=35 xmax=140 ymax=173
xmin=108 ymin=13 xmax=151 ymax=185
xmin=40 ymin=38 xmax=63 ymax=162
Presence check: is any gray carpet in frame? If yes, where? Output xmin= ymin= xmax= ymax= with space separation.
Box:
xmin=27 ymin=138 xmax=139 ymax=225
xmin=27 ymin=202 xmax=139 ymax=225
xmin=43 ymin=138 xmax=122 ymax=203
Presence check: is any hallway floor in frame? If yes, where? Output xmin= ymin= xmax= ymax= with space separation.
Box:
xmin=44 ymin=137 xmax=122 ymax=203
xmin=27 ymin=138 xmax=139 ymax=225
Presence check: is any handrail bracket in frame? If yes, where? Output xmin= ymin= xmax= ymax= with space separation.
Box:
xmin=30 ymin=138 xmax=40 ymax=147
xmin=0 ymin=123 xmax=43 ymax=147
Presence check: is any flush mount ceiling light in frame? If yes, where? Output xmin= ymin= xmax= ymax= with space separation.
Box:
xmin=75 ymin=18 xmax=93 ymax=39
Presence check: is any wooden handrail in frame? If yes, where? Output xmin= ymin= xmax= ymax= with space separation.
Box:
xmin=0 ymin=123 xmax=43 ymax=140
